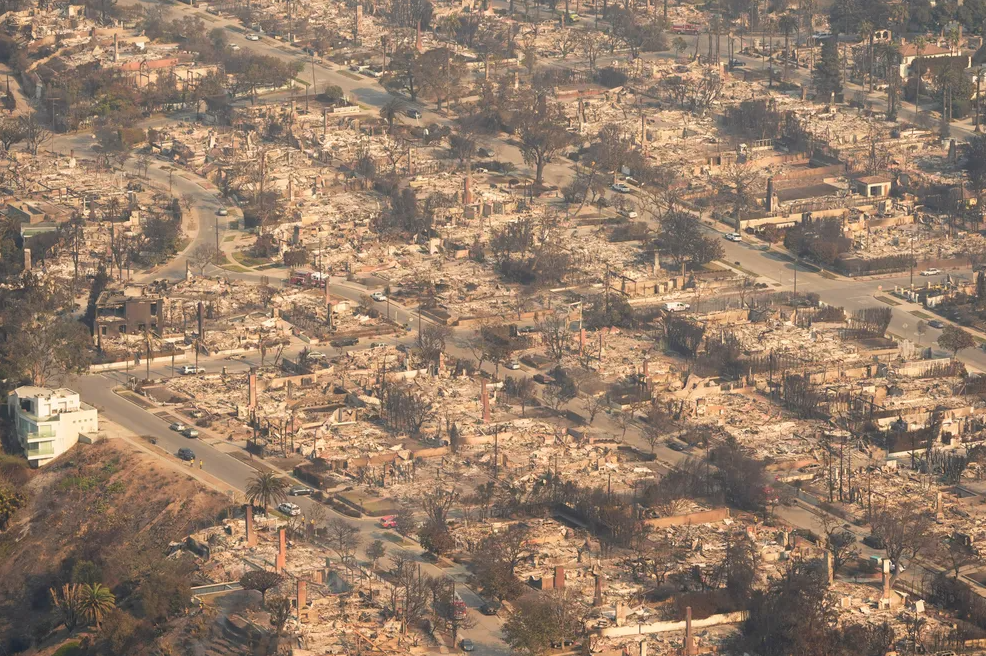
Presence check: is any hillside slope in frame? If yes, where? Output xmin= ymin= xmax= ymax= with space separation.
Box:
xmin=0 ymin=439 xmax=227 ymax=652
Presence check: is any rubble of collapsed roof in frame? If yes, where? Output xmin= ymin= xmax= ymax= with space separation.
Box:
xmin=12 ymin=0 xmax=986 ymax=653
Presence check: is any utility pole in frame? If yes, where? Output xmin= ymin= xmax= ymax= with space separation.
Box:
xmin=909 ymin=238 xmax=914 ymax=288
xmin=493 ymin=425 xmax=499 ymax=479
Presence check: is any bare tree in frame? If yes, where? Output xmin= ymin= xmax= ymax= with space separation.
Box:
xmin=189 ymin=243 xmax=220 ymax=275
xmin=19 ymin=112 xmax=50 ymax=156
xmin=870 ymin=501 xmax=934 ymax=585
xmin=325 ymin=518 xmax=363 ymax=576
xmin=535 ymin=314 xmax=570 ymax=361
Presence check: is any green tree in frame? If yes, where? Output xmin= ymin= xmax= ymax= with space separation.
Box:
xmin=963 ymin=134 xmax=986 ymax=200
xmin=79 ymin=583 xmax=116 ymax=629
xmin=1 ymin=275 xmax=93 ymax=386
xmin=813 ymin=35 xmax=843 ymax=100
xmin=138 ymin=562 xmax=192 ymax=623
xmin=381 ymin=48 xmax=420 ymax=100
xmin=246 ymin=471 xmax=288 ymax=515
xmin=512 ymin=97 xmax=574 ymax=186
xmin=503 ymin=592 xmax=584 ymax=656
xmin=0 ymin=485 xmax=26 ymax=531
xmin=938 ymin=324 xmax=975 ymax=357
xmin=71 ymin=560 xmax=102 ymax=586
xmin=654 ymin=211 xmax=724 ymax=269
xmin=672 ymin=36 xmax=688 ymax=60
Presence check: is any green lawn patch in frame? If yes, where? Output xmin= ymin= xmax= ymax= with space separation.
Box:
xmin=231 ymin=251 xmax=269 ymax=268
xmin=874 ymin=296 xmax=901 ymax=306
xmin=819 ymin=271 xmax=839 ymax=280
xmin=54 ymin=643 xmax=83 ymax=656
xmin=223 ymin=235 xmax=236 ymax=242
xmin=909 ymin=310 xmax=934 ymax=320
xmin=337 ymin=70 xmax=363 ymax=81
xmin=717 ymin=260 xmax=762 ymax=279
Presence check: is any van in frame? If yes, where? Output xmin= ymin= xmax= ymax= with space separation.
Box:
xmin=663 ymin=302 xmax=690 ymax=312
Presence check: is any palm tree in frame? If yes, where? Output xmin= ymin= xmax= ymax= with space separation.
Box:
xmin=913 ymin=36 xmax=927 ymax=117
xmin=858 ymin=20 xmax=873 ymax=92
xmin=79 ymin=583 xmax=116 ymax=630
xmin=778 ymin=14 xmax=798 ymax=78
xmin=379 ymin=97 xmax=406 ymax=132
xmin=247 ymin=471 xmax=288 ymax=516
xmin=50 ymin=584 xmax=83 ymax=631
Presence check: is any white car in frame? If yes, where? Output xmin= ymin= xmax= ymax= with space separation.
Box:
xmin=663 ymin=301 xmax=691 ymax=312
xmin=246 ymin=33 xmax=261 ymax=41
xmin=724 ymin=232 xmax=743 ymax=242
xmin=228 ymin=44 xmax=240 ymax=51
xmin=611 ymin=182 xmax=631 ymax=194
xmin=307 ymin=351 xmax=327 ymax=361
xmin=506 ymin=361 xmax=521 ymax=370
xmin=371 ymin=292 xmax=387 ymax=302
xmin=278 ymin=502 xmax=301 ymax=517
xmin=180 ymin=365 xmax=205 ymax=375
xmin=217 ymin=207 xmax=229 ymax=216
xmin=618 ymin=207 xmax=638 ymax=218
xmin=920 ymin=268 xmax=941 ymax=276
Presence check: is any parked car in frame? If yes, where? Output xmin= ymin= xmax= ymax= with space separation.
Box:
xmin=180 ymin=365 xmax=205 ymax=375
xmin=170 ymin=422 xmax=187 ymax=432
xmin=246 ymin=33 xmax=261 ymax=41
xmin=307 ymin=351 xmax=327 ymax=360
xmin=921 ymin=268 xmax=941 ymax=276
xmin=182 ymin=428 xmax=200 ymax=438
xmin=371 ymin=292 xmax=387 ymax=302
xmin=477 ymin=147 xmax=494 ymax=158
xmin=330 ymin=337 xmax=360 ymax=348
xmin=611 ymin=182 xmax=631 ymax=193
xmin=617 ymin=207 xmax=638 ymax=218
xmin=928 ymin=319 xmax=945 ymax=329
xmin=479 ymin=601 xmax=501 ymax=615
xmin=177 ymin=447 xmax=195 ymax=461
xmin=217 ymin=207 xmax=229 ymax=216
xmin=724 ymin=232 xmax=743 ymax=242
xmin=460 ymin=639 xmax=475 ymax=652
xmin=506 ymin=361 xmax=521 ymax=370
xmin=406 ymin=108 xmax=422 ymax=119
xmin=663 ymin=301 xmax=691 ymax=312
xmin=278 ymin=502 xmax=302 ymax=517
xmin=288 ymin=485 xmax=314 ymax=496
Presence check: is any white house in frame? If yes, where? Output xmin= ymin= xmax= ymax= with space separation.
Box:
xmin=7 ymin=387 xmax=98 ymax=467
xmin=898 ymin=41 xmax=969 ymax=78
